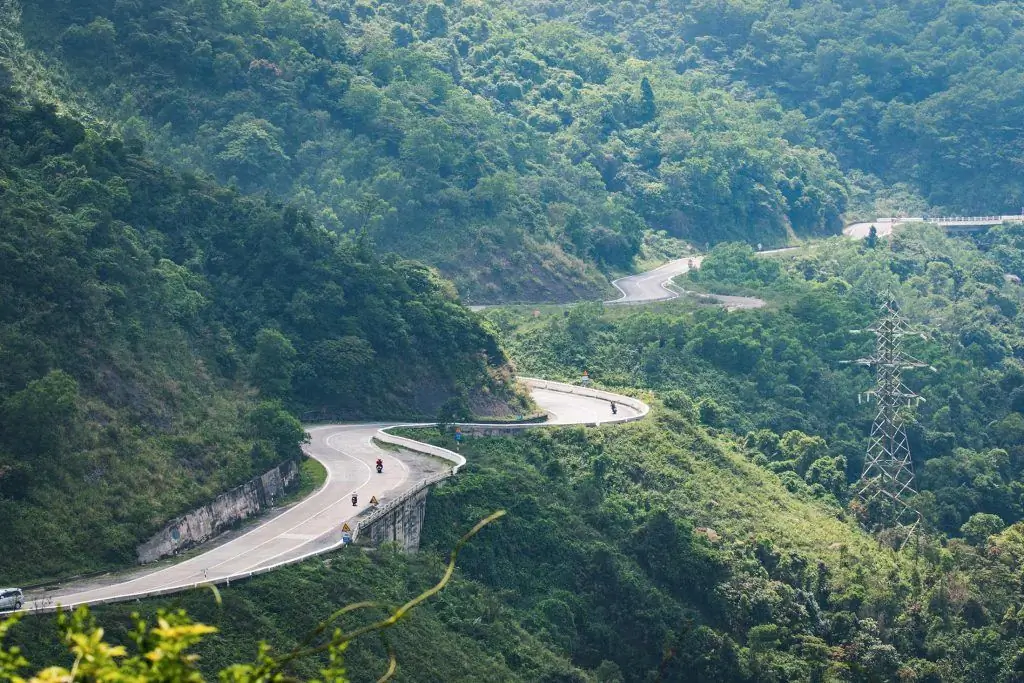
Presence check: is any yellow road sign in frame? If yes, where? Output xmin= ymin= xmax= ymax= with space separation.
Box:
xmin=341 ymin=523 xmax=352 ymax=532
xmin=369 ymin=496 xmax=379 ymax=505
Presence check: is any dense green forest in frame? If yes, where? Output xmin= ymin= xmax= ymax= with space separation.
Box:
xmin=5 ymin=0 xmax=850 ymax=300
xmin=507 ymin=0 xmax=1024 ymax=214
xmin=6 ymin=0 xmax=1020 ymax=302
xmin=0 ymin=83 xmax=520 ymax=581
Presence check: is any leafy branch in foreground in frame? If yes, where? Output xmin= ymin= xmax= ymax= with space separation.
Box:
xmin=0 ymin=511 xmax=506 ymax=683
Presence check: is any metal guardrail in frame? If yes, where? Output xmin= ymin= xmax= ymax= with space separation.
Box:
xmin=926 ymin=216 xmax=1005 ymax=224
xmin=876 ymin=215 xmax=1024 ymax=226
xmin=13 ymin=526 xmax=356 ymax=615
xmin=4 ymin=378 xmax=651 ymax=617
xmin=356 ymin=378 xmax=649 ymax=532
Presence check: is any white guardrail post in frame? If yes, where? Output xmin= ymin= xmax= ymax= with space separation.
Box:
xmin=9 ymin=379 xmax=650 ymax=616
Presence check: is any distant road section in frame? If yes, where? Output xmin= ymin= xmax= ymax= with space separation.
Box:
xmin=845 ymin=215 xmax=1024 ymax=239
xmin=606 ymin=256 xmax=703 ymax=304
xmin=607 ymin=252 xmax=792 ymax=310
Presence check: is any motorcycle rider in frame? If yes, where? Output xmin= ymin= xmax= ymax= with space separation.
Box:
xmin=376 ymin=458 xmax=383 ymax=473
xmin=610 ymin=401 xmax=617 ymax=415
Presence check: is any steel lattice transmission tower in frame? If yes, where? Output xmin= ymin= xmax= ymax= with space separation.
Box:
xmin=846 ymin=295 xmax=933 ymax=548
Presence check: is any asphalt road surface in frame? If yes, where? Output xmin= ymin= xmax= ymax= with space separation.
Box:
xmin=17 ymin=384 xmax=640 ymax=612
xmin=607 ymin=252 xmax=793 ymax=310
xmin=530 ymin=386 xmax=640 ymax=425
xmin=606 ymin=256 xmax=704 ymax=304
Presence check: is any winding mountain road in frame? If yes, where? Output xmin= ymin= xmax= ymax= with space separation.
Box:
xmin=607 ymin=256 xmax=704 ymax=304
xmin=7 ymin=217 xmax=916 ymax=614
xmin=12 ymin=373 xmax=645 ymax=614
xmin=607 ymin=249 xmax=802 ymax=310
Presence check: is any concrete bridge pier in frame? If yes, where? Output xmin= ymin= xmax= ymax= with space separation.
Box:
xmin=359 ymin=486 xmax=430 ymax=551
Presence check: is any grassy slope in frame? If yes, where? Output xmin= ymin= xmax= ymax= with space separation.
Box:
xmin=423 ymin=415 xmax=902 ymax=596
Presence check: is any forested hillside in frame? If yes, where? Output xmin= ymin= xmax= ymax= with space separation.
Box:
xmin=5 ymin=0 xmax=1020 ymax=299
xmin=0 ymin=84 xmax=520 ymax=581
xmin=8 ymin=0 xmax=848 ymax=300
xmin=510 ymin=0 xmax=1024 ymax=214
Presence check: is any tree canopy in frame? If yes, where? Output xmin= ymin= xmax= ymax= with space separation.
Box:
xmin=0 ymin=86 xmax=521 ymax=580
xmin=12 ymin=0 xmax=851 ymax=300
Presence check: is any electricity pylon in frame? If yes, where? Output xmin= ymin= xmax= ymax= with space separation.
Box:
xmin=846 ymin=295 xmax=934 ymax=549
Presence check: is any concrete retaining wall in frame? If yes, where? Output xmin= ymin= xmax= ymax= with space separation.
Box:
xmin=136 ymin=460 xmax=300 ymax=564
xmin=360 ymin=486 xmax=430 ymax=551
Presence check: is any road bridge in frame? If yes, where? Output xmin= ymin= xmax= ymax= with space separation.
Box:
xmin=845 ymin=214 xmax=1024 ymax=238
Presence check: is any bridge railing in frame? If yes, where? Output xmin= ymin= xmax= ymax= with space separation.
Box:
xmin=876 ymin=215 xmax=1024 ymax=225
xmin=354 ymin=470 xmax=454 ymax=535
xmin=926 ymin=216 xmax=1005 ymax=224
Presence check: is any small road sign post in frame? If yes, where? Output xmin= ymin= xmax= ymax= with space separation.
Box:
xmin=369 ymin=495 xmax=379 ymax=506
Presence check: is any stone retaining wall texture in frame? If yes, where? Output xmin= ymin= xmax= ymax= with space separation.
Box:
xmin=361 ymin=486 xmax=430 ymax=551
xmin=136 ymin=460 xmax=300 ymax=564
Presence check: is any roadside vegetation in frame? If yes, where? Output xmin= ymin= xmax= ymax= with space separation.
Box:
xmin=0 ymin=84 xmax=522 ymax=582
xmin=273 ymin=457 xmax=328 ymax=510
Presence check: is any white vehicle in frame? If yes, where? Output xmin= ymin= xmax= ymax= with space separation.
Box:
xmin=0 ymin=588 xmax=23 ymax=611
